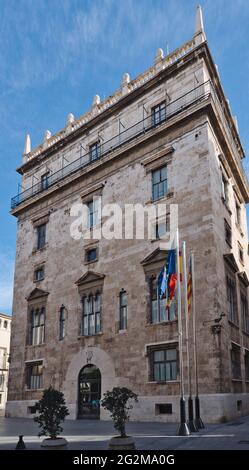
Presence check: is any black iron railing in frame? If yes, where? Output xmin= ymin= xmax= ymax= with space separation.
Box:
xmin=11 ymin=81 xmax=211 ymax=209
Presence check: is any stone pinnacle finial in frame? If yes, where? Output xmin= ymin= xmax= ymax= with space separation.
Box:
xmin=67 ymin=113 xmax=75 ymax=125
xmin=195 ymin=5 xmax=204 ymax=33
xmin=92 ymin=95 xmax=100 ymax=107
xmin=44 ymin=130 xmax=51 ymax=142
xmin=23 ymin=134 xmax=31 ymax=155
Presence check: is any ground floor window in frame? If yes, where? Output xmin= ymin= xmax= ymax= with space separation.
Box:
xmin=231 ymin=344 xmax=241 ymax=380
xmin=149 ymin=346 xmax=178 ymax=382
xmin=245 ymin=350 xmax=249 ymax=381
xmin=26 ymin=362 xmax=43 ymax=390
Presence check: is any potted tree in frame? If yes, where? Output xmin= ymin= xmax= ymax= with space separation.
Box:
xmin=101 ymin=387 xmax=138 ymax=450
xmin=34 ymin=387 xmax=69 ymax=449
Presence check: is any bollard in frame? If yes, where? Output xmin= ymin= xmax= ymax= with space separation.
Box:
xmin=15 ymin=435 xmax=26 ymax=450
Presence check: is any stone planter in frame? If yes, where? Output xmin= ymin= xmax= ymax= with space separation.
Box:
xmin=41 ymin=437 xmax=68 ymax=450
xmin=108 ymin=436 xmax=136 ymax=450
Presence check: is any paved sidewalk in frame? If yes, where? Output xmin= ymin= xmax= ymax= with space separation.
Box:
xmin=0 ymin=415 xmax=249 ymax=450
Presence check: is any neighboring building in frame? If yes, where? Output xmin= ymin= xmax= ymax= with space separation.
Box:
xmin=0 ymin=313 xmax=11 ymax=415
xmin=7 ymin=7 xmax=249 ymax=422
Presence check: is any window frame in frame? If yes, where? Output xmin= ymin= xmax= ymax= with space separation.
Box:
xmin=226 ymin=274 xmax=238 ymax=325
xmin=59 ymin=306 xmax=66 ymax=341
xmin=241 ymin=290 xmax=249 ymax=334
xmin=34 ymin=266 xmax=45 ymax=282
xmin=152 ymin=166 xmax=168 ymax=201
xmin=149 ymin=346 xmax=178 ymax=382
xmin=81 ymin=292 xmax=101 ymax=336
xmin=37 ymin=224 xmax=46 ymax=250
xmin=231 ymin=344 xmax=241 ymax=380
xmin=150 ymin=276 xmax=177 ymax=324
xmin=41 ymin=172 xmax=49 ymax=191
xmin=29 ymin=307 xmax=46 ymax=346
xmin=151 ymin=101 xmax=166 ymax=126
xmin=85 ymin=247 xmax=98 ymax=263
xmin=119 ymin=290 xmax=128 ymax=331
xmin=89 ymin=141 xmax=101 ymax=162
xmin=26 ymin=362 xmax=43 ymax=390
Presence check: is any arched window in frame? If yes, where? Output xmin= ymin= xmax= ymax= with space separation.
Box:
xmin=59 ymin=306 xmax=66 ymax=340
xmin=30 ymin=307 xmax=45 ymax=345
xmin=82 ymin=293 xmax=101 ymax=336
xmin=3 ymin=320 xmax=8 ymax=329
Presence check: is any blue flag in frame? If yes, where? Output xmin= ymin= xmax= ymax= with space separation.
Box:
xmin=157 ymin=249 xmax=176 ymax=299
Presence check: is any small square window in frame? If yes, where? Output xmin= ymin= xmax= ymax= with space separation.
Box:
xmin=85 ymin=248 xmax=97 ymax=263
xmin=34 ymin=266 xmax=44 ymax=282
xmin=155 ymin=403 xmax=172 ymax=415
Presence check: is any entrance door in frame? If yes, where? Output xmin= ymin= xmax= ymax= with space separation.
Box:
xmin=78 ymin=364 xmax=101 ymax=419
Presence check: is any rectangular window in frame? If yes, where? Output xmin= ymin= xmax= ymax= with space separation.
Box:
xmin=89 ymin=141 xmax=100 ymax=161
xmin=59 ymin=306 xmax=66 ymax=340
xmin=29 ymin=308 xmax=45 ymax=345
xmin=241 ymin=292 xmax=249 ymax=333
xmin=26 ymin=362 xmax=43 ymax=390
xmin=152 ymin=101 xmax=166 ymax=126
xmin=150 ymin=348 xmax=178 ymax=382
xmin=155 ymin=213 xmax=170 ymax=240
xmin=0 ymin=374 xmax=5 ymax=390
xmin=82 ymin=294 xmax=101 ymax=336
xmin=150 ymin=277 xmax=176 ymax=324
xmin=34 ymin=266 xmax=44 ymax=282
xmin=37 ymin=224 xmax=46 ymax=250
xmin=41 ymin=172 xmax=49 ymax=191
xmin=0 ymin=347 xmax=7 ymax=370
xmin=221 ymin=174 xmax=229 ymax=203
xmin=231 ymin=345 xmax=241 ymax=380
xmin=224 ymin=220 xmax=232 ymax=247
xmin=238 ymin=243 xmax=244 ymax=264
xmin=235 ymin=200 xmax=241 ymax=226
xmin=245 ymin=350 xmax=249 ymax=381
xmin=119 ymin=291 xmax=127 ymax=330
xmin=152 ymin=166 xmax=167 ymax=201
xmin=227 ymin=275 xmax=238 ymax=324
xmin=85 ymin=248 xmax=97 ymax=263
xmin=87 ymin=201 xmax=99 ymax=228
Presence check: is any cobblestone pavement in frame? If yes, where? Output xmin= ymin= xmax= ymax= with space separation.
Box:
xmin=0 ymin=415 xmax=249 ymax=450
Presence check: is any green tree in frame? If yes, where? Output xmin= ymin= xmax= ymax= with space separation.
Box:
xmin=101 ymin=387 xmax=138 ymax=438
xmin=34 ymin=387 xmax=69 ymax=439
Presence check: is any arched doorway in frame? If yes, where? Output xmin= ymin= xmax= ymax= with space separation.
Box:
xmin=78 ymin=364 xmax=101 ymax=419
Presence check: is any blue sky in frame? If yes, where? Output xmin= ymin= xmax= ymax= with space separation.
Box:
xmin=0 ymin=0 xmax=249 ymax=314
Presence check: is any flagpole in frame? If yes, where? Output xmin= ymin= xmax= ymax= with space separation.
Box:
xmin=176 ymin=231 xmax=190 ymax=436
xmin=191 ymin=251 xmax=205 ymax=429
xmin=183 ymin=242 xmax=198 ymax=432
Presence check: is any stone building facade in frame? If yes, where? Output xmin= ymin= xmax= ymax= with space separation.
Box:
xmin=7 ymin=8 xmax=249 ymax=423
xmin=0 ymin=313 xmax=11 ymax=415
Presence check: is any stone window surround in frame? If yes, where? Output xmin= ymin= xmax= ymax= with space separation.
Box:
xmin=33 ymin=263 xmax=45 ymax=283
xmin=145 ymin=340 xmax=179 ymax=384
xmin=84 ymin=245 xmax=98 ymax=265
xmin=31 ymin=213 xmax=49 ymax=254
xmin=230 ymin=341 xmax=242 ymax=382
xmin=25 ymin=359 xmax=44 ymax=391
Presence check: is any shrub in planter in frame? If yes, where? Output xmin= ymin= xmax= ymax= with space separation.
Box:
xmin=101 ymin=387 xmax=138 ymax=449
xmin=34 ymin=387 xmax=69 ymax=449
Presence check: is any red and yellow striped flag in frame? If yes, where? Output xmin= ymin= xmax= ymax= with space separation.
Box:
xmin=187 ymin=257 xmax=193 ymax=314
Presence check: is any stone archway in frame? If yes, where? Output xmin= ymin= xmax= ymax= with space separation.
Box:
xmin=63 ymin=346 xmax=117 ymax=419
xmin=78 ymin=364 xmax=101 ymax=419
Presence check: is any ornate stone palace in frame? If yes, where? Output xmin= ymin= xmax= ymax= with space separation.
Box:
xmin=7 ymin=7 xmax=249 ymax=422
